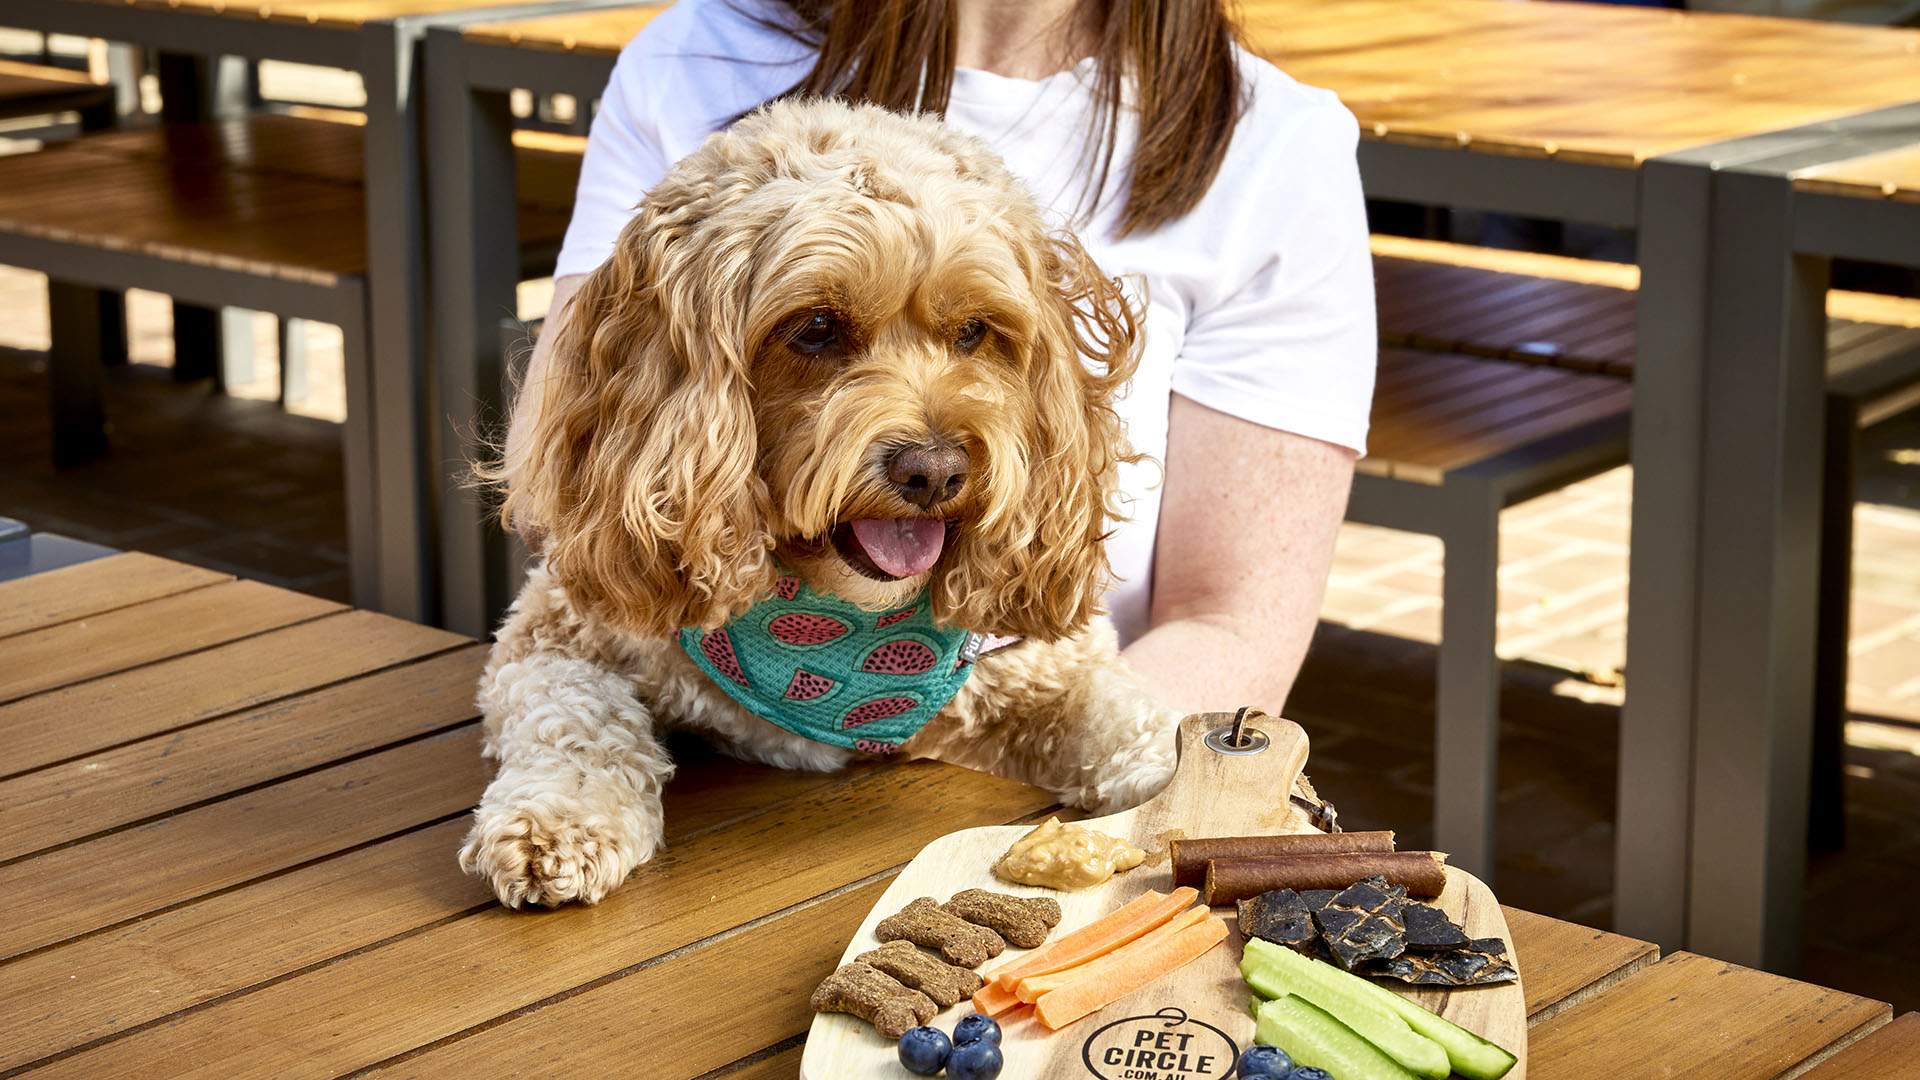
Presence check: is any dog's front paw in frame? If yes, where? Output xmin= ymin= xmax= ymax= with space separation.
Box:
xmin=458 ymin=797 xmax=659 ymax=909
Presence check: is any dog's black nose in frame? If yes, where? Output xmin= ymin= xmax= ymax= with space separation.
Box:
xmin=887 ymin=443 xmax=968 ymax=510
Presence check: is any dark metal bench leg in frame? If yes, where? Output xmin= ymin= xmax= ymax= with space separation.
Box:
xmin=427 ymin=25 xmax=521 ymax=637
xmin=1436 ymin=482 xmax=1503 ymax=881
xmin=1809 ymin=394 xmax=1858 ymax=853
xmin=337 ymin=296 xmax=380 ymax=611
xmin=47 ymin=280 xmax=111 ymax=468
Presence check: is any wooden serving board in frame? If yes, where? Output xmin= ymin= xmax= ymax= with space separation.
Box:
xmin=801 ymin=711 xmax=1527 ymax=1079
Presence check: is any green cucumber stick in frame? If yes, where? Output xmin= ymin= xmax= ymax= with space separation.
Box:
xmin=1244 ymin=939 xmax=1518 ymax=1080
xmin=1241 ymin=957 xmax=1449 ymax=1079
xmin=1255 ymin=995 xmax=1420 ymax=1080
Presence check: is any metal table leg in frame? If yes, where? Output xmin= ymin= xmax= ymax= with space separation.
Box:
xmin=425 ymin=27 xmax=521 ymax=638
xmin=357 ymin=22 xmax=435 ymax=623
xmin=1684 ymin=167 xmax=1830 ymax=973
xmin=1435 ymin=479 xmax=1503 ymax=882
xmin=1615 ymin=154 xmax=1717 ymax=955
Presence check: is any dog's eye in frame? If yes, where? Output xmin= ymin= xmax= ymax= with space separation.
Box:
xmin=956 ymin=318 xmax=988 ymax=352
xmin=788 ymin=312 xmax=844 ymax=356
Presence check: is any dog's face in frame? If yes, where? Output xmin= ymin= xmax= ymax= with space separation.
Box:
xmin=503 ymin=99 xmax=1140 ymax=641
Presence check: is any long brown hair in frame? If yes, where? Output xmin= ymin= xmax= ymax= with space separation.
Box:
xmin=765 ymin=0 xmax=1247 ymax=237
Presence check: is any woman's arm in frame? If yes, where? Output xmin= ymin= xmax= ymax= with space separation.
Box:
xmin=1123 ymin=392 xmax=1354 ymax=713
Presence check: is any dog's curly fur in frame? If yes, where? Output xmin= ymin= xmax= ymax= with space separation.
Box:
xmin=460 ymin=99 xmax=1182 ymax=909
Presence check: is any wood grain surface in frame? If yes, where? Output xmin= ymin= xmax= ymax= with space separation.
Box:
xmin=463 ymin=3 xmax=665 ymax=52
xmin=0 ymin=609 xmax=465 ymax=775
xmin=1796 ymin=144 xmax=1920 ymax=204
xmin=0 ymin=551 xmax=225 ymax=639
xmin=0 ymin=579 xmax=340 ymax=703
xmin=802 ymin=713 xmax=1528 ymax=1079
xmin=0 ymin=556 xmax=1899 ymax=1078
xmin=1528 ymin=951 xmax=1890 ymax=1078
xmin=1798 ymin=1010 xmax=1920 ymax=1079
xmin=1244 ymin=0 xmax=1920 ymax=167
xmin=0 ymin=116 xmax=576 ymax=285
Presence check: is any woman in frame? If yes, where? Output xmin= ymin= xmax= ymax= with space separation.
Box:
xmin=512 ymin=0 xmax=1374 ymax=713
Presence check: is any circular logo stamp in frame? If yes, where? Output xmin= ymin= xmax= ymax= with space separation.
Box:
xmin=1079 ymin=1006 xmax=1240 ymax=1079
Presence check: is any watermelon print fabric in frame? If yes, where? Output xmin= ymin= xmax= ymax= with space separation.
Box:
xmin=679 ymin=573 xmax=981 ymax=754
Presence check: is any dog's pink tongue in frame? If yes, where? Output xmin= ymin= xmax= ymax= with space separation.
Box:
xmin=850 ymin=518 xmax=946 ymax=578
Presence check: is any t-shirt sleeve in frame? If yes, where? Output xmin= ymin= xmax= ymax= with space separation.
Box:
xmin=1168 ymin=94 xmax=1376 ymax=455
xmin=553 ymin=45 xmax=674 ymax=280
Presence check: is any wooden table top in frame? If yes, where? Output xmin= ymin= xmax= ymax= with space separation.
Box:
xmin=1796 ymin=144 xmax=1920 ymax=204
xmin=463 ymin=2 xmax=663 ymax=53
xmin=1243 ymin=0 xmax=1920 ymax=168
xmin=62 ymin=0 xmax=550 ymax=32
xmin=0 ymin=552 xmax=1902 ymax=1077
xmin=456 ymin=0 xmax=1920 ymax=172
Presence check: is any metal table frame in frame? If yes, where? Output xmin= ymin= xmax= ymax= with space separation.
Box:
xmin=424 ymin=21 xmax=627 ymax=638
xmin=1662 ymin=103 xmax=1920 ymax=971
xmin=6 ymin=0 xmax=585 ymax=624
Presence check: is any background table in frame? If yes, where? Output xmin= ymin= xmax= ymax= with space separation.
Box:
xmin=1245 ymin=0 xmax=1920 ymax=969
xmin=0 ymin=552 xmax=1906 ymax=1077
xmin=7 ymin=0 xmax=591 ymax=624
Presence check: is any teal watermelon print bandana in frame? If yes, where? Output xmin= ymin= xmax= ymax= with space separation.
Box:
xmin=679 ymin=572 xmax=982 ymax=755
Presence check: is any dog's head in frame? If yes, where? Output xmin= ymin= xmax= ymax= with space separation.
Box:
xmin=502 ymin=98 xmax=1141 ymax=641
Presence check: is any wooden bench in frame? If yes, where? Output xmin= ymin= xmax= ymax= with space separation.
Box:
xmin=0 ymin=113 xmax=579 ymax=609
xmin=0 ymin=58 xmax=113 ymax=126
xmin=1362 ymin=239 xmax=1920 ymax=869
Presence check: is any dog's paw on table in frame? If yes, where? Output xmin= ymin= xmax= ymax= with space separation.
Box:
xmin=457 ymin=801 xmax=656 ymax=909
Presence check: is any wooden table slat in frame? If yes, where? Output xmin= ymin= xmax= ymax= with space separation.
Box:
xmin=1503 ymin=906 xmax=1659 ymax=1024
xmin=0 ymin=752 xmax=858 ymax=1073
xmin=0 ymin=646 xmax=488 ymax=861
xmin=17 ymin=764 xmax=1054 ymax=1080
xmin=1528 ymin=951 xmax=1890 ymax=1078
xmin=0 ymin=725 xmax=488 ymax=962
xmin=1799 ymin=1011 xmax=1920 ymax=1079
xmin=0 ymin=579 xmax=341 ymax=705
xmin=373 ymin=882 xmax=890 ymax=1078
xmin=0 ymin=608 xmax=466 ymax=776
xmin=0 ymin=551 xmax=227 ymax=640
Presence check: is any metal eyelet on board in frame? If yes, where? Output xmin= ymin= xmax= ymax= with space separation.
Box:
xmin=1204 ymin=705 xmax=1271 ymax=756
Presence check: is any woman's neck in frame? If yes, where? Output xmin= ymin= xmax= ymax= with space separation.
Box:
xmin=952 ymin=0 xmax=1094 ymax=80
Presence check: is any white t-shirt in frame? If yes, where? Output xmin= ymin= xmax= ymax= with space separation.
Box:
xmin=555 ymin=0 xmax=1376 ymax=643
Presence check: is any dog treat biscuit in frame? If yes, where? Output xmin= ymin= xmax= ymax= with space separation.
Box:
xmin=809 ymin=961 xmax=938 ymax=1039
xmin=940 ymin=889 xmax=1062 ymax=949
xmin=855 ymin=940 xmax=983 ymax=1006
xmin=876 ymin=896 xmax=1006 ymax=967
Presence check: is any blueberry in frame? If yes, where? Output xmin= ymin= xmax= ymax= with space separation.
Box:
xmin=1237 ymin=1044 xmax=1295 ymax=1077
xmin=947 ymin=1038 xmax=1003 ymax=1080
xmin=952 ymin=1012 xmax=1002 ymax=1047
xmin=1286 ymin=1068 xmax=1333 ymax=1080
xmin=896 ymin=1026 xmax=950 ymax=1075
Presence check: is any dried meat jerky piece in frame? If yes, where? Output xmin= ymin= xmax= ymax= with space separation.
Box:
xmin=940 ymin=889 xmax=1061 ymax=949
xmin=1314 ymin=876 xmax=1407 ymax=971
xmin=876 ymin=897 xmax=1006 ymax=967
xmin=855 ymin=941 xmax=983 ymax=1007
xmin=809 ymin=961 xmax=938 ymax=1038
xmin=1402 ymin=902 xmax=1471 ymax=952
xmin=1237 ymin=888 xmax=1318 ymax=949
xmin=1368 ymin=937 xmax=1517 ymax=987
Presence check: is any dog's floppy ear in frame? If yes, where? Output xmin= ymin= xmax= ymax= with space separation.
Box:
xmin=497 ymin=197 xmax=774 ymax=638
xmin=941 ymin=231 xmax=1142 ymax=641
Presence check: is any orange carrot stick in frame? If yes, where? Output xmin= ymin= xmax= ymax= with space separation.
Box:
xmin=986 ymin=887 xmax=1196 ymax=990
xmin=1014 ymin=905 xmax=1210 ymax=1002
xmin=972 ymin=980 xmax=1024 ymax=1017
xmin=1032 ymin=917 xmax=1230 ymax=1031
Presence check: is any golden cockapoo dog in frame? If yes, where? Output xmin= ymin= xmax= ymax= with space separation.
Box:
xmin=460 ymin=98 xmax=1182 ymax=909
